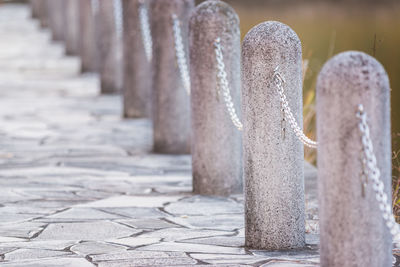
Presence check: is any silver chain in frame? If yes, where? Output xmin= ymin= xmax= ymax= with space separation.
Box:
xmin=356 ymin=104 xmax=400 ymax=247
xmin=138 ymin=2 xmax=152 ymax=62
xmin=273 ymin=67 xmax=318 ymax=149
xmin=214 ymin=38 xmax=243 ymax=131
xmin=172 ymin=14 xmax=191 ymax=95
xmin=113 ymin=0 xmax=123 ymax=39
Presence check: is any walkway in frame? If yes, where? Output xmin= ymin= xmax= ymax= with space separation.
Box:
xmin=0 ymin=3 xmax=321 ymax=266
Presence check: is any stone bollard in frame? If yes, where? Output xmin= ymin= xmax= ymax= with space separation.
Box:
xmin=242 ymin=21 xmax=305 ymax=250
xmin=151 ymin=0 xmax=194 ymax=154
xmin=189 ymin=0 xmax=242 ymax=196
xmin=30 ymin=0 xmax=41 ymax=19
xmin=95 ymin=0 xmax=123 ymax=94
xmin=63 ymin=0 xmax=80 ymax=56
xmin=38 ymin=0 xmax=48 ymax=28
xmin=79 ymin=0 xmax=97 ymax=73
xmin=316 ymin=51 xmax=392 ymax=266
xmin=121 ymin=0 xmax=152 ymax=118
xmin=47 ymin=0 xmax=65 ymax=42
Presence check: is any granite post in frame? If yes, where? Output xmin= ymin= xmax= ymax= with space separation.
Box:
xmin=30 ymin=0 xmax=41 ymax=18
xmin=242 ymin=21 xmax=305 ymax=250
xmin=316 ymin=51 xmax=392 ymax=266
xmin=47 ymin=0 xmax=64 ymax=42
xmin=63 ymin=0 xmax=80 ymax=56
xmin=151 ymin=0 xmax=194 ymax=154
xmin=79 ymin=0 xmax=97 ymax=73
xmin=189 ymin=0 xmax=242 ymax=196
xmin=95 ymin=0 xmax=123 ymax=94
xmin=38 ymin=0 xmax=48 ymax=28
xmin=122 ymin=0 xmax=152 ymax=118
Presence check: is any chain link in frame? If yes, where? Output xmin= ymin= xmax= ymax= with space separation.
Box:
xmin=273 ymin=67 xmax=318 ymax=149
xmin=172 ymin=14 xmax=191 ymax=95
xmin=356 ymin=104 xmax=400 ymax=247
xmin=113 ymin=0 xmax=123 ymax=39
xmin=214 ymin=38 xmax=243 ymax=131
xmin=138 ymin=2 xmax=152 ymax=62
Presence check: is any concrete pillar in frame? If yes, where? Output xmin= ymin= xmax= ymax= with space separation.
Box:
xmin=95 ymin=0 xmax=123 ymax=94
xmin=79 ymin=0 xmax=97 ymax=73
xmin=316 ymin=51 xmax=392 ymax=266
xmin=122 ymin=0 xmax=152 ymax=118
xmin=241 ymin=21 xmax=305 ymax=250
xmin=63 ymin=0 xmax=80 ymax=56
xmin=189 ymin=0 xmax=242 ymax=196
xmin=151 ymin=0 xmax=194 ymax=154
xmin=47 ymin=0 xmax=64 ymax=41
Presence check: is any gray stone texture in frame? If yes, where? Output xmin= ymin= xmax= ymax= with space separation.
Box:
xmin=30 ymin=0 xmax=41 ymax=18
xmin=95 ymin=0 xmax=123 ymax=94
xmin=189 ymin=0 xmax=242 ymax=196
xmin=241 ymin=21 xmax=305 ymax=250
xmin=46 ymin=0 xmax=64 ymax=41
xmin=63 ymin=0 xmax=80 ymax=56
xmin=150 ymin=0 xmax=194 ymax=154
xmin=316 ymin=51 xmax=392 ymax=266
xmin=79 ymin=0 xmax=97 ymax=73
xmin=121 ymin=0 xmax=152 ymax=118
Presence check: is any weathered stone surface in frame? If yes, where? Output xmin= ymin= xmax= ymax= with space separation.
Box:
xmin=79 ymin=0 xmax=97 ymax=72
xmin=168 ymin=214 xmax=244 ymax=231
xmin=0 ymin=258 xmax=95 ymax=267
xmin=4 ymin=248 xmax=72 ymax=261
xmin=36 ymin=221 xmax=137 ymax=240
xmin=122 ymin=0 xmax=152 ymax=118
xmin=189 ymin=0 xmax=242 ymax=196
xmin=89 ymin=251 xmax=187 ymax=261
xmin=63 ymin=0 xmax=80 ymax=56
xmin=70 ymin=241 xmax=127 ymax=256
xmin=46 ymin=0 xmax=64 ymax=41
xmin=151 ymin=0 xmax=194 ymax=154
xmin=316 ymin=51 xmax=392 ymax=266
xmin=95 ymin=0 xmax=123 ymax=94
xmin=242 ymin=21 xmax=305 ymax=250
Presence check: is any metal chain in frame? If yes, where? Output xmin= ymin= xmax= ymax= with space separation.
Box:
xmin=356 ymin=104 xmax=400 ymax=247
xmin=113 ymin=0 xmax=123 ymax=39
xmin=214 ymin=38 xmax=243 ymax=131
xmin=138 ymin=2 xmax=152 ymax=62
xmin=172 ymin=14 xmax=191 ymax=95
xmin=273 ymin=67 xmax=318 ymax=149
xmin=91 ymin=0 xmax=99 ymax=16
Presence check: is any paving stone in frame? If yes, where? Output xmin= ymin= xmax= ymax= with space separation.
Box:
xmin=138 ymin=242 xmax=246 ymax=254
xmin=190 ymin=253 xmax=268 ymax=265
xmin=70 ymin=241 xmax=127 ymax=256
xmin=107 ymin=237 xmax=161 ymax=248
xmin=98 ymin=208 xmax=167 ymax=219
xmin=89 ymin=251 xmax=188 ymax=261
xmin=164 ymin=196 xmax=243 ymax=215
xmin=0 ymin=257 xmax=95 ymax=267
xmin=116 ymin=219 xmax=178 ymax=230
xmin=4 ymin=248 xmax=72 ymax=261
xmin=0 ymin=241 xmax=78 ymax=250
xmin=36 ymin=221 xmax=137 ymax=241
xmin=168 ymin=214 xmax=244 ymax=231
xmin=96 ymin=257 xmax=197 ymax=267
xmin=261 ymin=261 xmax=318 ymax=266
xmin=181 ymin=235 xmax=244 ymax=247
xmin=77 ymin=195 xmax=182 ymax=208
xmin=38 ymin=208 xmax=124 ymax=222
xmin=138 ymin=228 xmax=234 ymax=242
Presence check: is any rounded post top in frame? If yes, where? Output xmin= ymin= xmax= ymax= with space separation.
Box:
xmin=317 ymin=51 xmax=389 ymax=95
xmin=191 ymin=0 xmax=239 ymax=25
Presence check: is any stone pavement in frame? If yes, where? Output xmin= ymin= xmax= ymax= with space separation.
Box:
xmin=0 ymin=3 xmax=371 ymax=267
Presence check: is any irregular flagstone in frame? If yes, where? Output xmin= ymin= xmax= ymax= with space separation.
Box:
xmin=138 ymin=242 xmax=246 ymax=254
xmin=115 ymin=219 xmax=179 ymax=230
xmin=261 ymin=261 xmax=318 ymax=266
xmin=181 ymin=235 xmax=244 ymax=247
xmin=96 ymin=257 xmax=197 ymax=267
xmin=106 ymin=237 xmax=161 ymax=248
xmin=251 ymin=249 xmax=320 ymax=263
xmin=138 ymin=228 xmax=235 ymax=242
xmin=37 ymin=208 xmax=125 ymax=222
xmin=77 ymin=195 xmax=182 ymax=208
xmin=0 ymin=240 xmax=78 ymax=250
xmin=190 ymin=253 xmax=268 ymax=265
xmin=70 ymin=241 xmax=127 ymax=256
xmin=0 ymin=257 xmax=95 ymax=267
xmin=168 ymin=214 xmax=244 ymax=231
xmin=4 ymin=248 xmax=72 ymax=261
xmin=164 ymin=195 xmax=243 ymax=215
xmin=89 ymin=251 xmax=188 ymax=261
xmin=36 ymin=221 xmax=137 ymax=241
xmin=0 ymin=221 xmax=45 ymax=239
xmin=97 ymin=207 xmax=167 ymax=219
